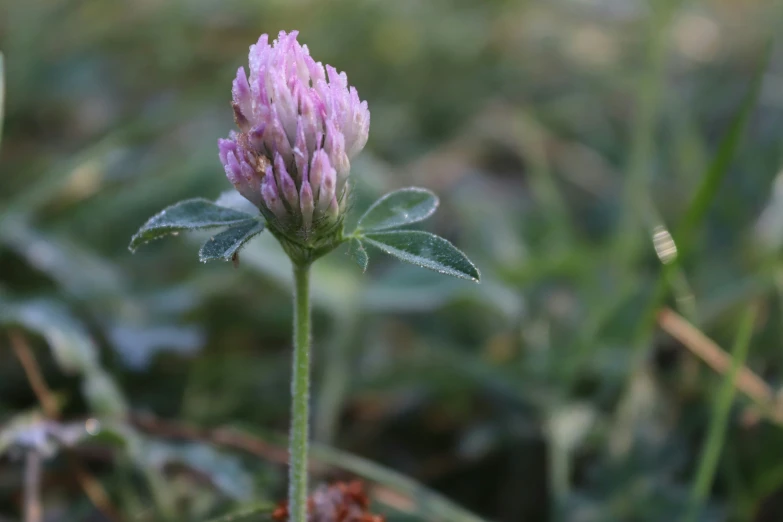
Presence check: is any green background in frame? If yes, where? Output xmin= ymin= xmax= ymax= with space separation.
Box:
xmin=0 ymin=0 xmax=781 ymax=521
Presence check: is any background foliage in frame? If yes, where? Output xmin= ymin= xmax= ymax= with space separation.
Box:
xmin=1 ymin=0 xmax=782 ymax=521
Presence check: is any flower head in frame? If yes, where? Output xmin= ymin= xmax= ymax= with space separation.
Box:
xmin=219 ymin=31 xmax=370 ymax=242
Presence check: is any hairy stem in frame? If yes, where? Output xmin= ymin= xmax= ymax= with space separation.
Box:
xmin=289 ymin=262 xmax=312 ymax=522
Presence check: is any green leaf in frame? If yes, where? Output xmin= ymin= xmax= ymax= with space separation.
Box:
xmin=198 ymin=219 xmax=265 ymax=263
xmin=363 ymin=231 xmax=480 ymax=282
xmin=129 ymin=198 xmax=256 ymax=252
xmin=348 ymin=238 xmax=368 ymax=272
xmin=357 ymin=187 xmax=439 ymax=232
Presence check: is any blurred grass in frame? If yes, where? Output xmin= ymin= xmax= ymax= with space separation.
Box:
xmin=0 ymin=52 xmax=4 ymax=153
xmin=1 ymin=0 xmax=782 ymax=521
xmin=685 ymin=305 xmax=757 ymax=522
xmin=619 ymin=36 xmax=771 ymax=428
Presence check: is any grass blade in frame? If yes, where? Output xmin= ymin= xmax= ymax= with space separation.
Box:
xmin=0 ymin=52 xmax=5 ymax=153
xmin=684 ymin=306 xmax=757 ymax=522
xmin=623 ymin=40 xmax=771 ymax=390
xmin=514 ymin=111 xmax=573 ymax=246
xmin=676 ymin=42 xmax=771 ymax=253
xmin=615 ymin=0 xmax=680 ymax=256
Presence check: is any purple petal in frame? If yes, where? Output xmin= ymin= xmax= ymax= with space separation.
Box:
xmin=265 ymin=105 xmax=293 ymax=164
xmin=226 ymin=30 xmax=369 ymax=222
xmin=316 ymin=154 xmax=336 ymax=213
xmin=261 ymin=166 xmax=288 ymax=221
xmin=218 ymin=138 xmax=237 ymax=166
xmin=232 ymin=67 xmax=253 ymax=131
xmin=248 ymin=124 xmax=267 ymax=154
xmin=324 ymin=120 xmax=350 ymax=191
xmin=300 ymin=180 xmax=314 ymax=229
xmin=294 ymin=119 xmax=310 ymax=182
xmin=309 ymin=149 xmax=331 ymax=200
xmin=275 ymin=153 xmax=299 ymax=209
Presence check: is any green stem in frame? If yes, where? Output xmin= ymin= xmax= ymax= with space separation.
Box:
xmin=289 ymin=262 xmax=312 ymax=522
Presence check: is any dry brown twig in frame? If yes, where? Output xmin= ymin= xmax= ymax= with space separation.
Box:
xmin=657 ymin=308 xmax=783 ymax=426
xmin=8 ymin=330 xmax=123 ymax=522
xmin=23 ymin=452 xmax=42 ymax=522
